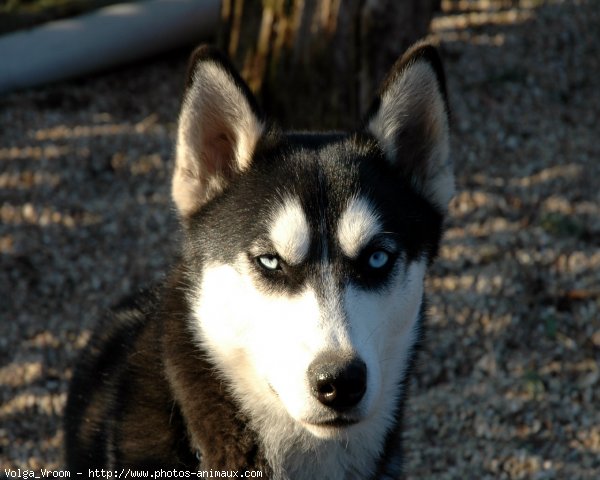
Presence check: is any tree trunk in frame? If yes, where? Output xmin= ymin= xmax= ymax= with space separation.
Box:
xmin=219 ymin=0 xmax=441 ymax=129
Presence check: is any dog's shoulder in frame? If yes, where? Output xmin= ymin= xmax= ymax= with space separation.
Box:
xmin=65 ymin=280 xmax=198 ymax=469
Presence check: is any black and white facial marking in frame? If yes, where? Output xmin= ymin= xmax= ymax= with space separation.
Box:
xmin=184 ymin=139 xmax=445 ymax=472
xmin=267 ymin=196 xmax=311 ymax=267
xmin=337 ymin=196 xmax=383 ymax=259
xmin=172 ymin=43 xmax=452 ymax=478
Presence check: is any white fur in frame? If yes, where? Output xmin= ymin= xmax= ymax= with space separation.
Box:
xmin=343 ymin=259 xmax=426 ymax=447
xmin=190 ymin=248 xmax=427 ymax=479
xmin=337 ymin=196 xmax=382 ymax=258
xmin=270 ymin=197 xmax=311 ymax=265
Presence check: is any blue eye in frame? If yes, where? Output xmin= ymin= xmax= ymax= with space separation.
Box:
xmin=368 ymin=251 xmax=389 ymax=269
xmin=257 ymin=255 xmax=281 ymax=271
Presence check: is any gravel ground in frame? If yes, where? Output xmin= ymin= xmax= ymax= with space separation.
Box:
xmin=1 ymin=0 xmax=599 ymax=477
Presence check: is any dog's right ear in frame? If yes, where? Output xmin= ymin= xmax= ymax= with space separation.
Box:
xmin=365 ymin=42 xmax=453 ymax=213
xmin=172 ymin=45 xmax=265 ymax=219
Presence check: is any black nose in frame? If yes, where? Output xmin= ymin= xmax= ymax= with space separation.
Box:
xmin=308 ymin=352 xmax=367 ymax=412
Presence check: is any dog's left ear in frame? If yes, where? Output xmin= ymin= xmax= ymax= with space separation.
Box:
xmin=172 ymin=45 xmax=265 ymax=218
xmin=366 ymin=42 xmax=453 ymax=212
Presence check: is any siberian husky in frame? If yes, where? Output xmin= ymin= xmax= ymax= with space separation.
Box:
xmin=65 ymin=41 xmax=453 ymax=479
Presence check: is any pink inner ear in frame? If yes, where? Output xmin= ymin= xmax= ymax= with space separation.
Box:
xmin=173 ymin=57 xmax=265 ymax=217
xmin=203 ymin=126 xmax=236 ymax=179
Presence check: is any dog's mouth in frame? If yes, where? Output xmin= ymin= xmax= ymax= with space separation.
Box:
xmin=267 ymin=383 xmax=362 ymax=429
xmin=303 ymin=416 xmax=360 ymax=429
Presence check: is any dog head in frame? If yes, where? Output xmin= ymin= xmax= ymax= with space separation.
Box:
xmin=172 ymin=44 xmax=452 ymax=439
